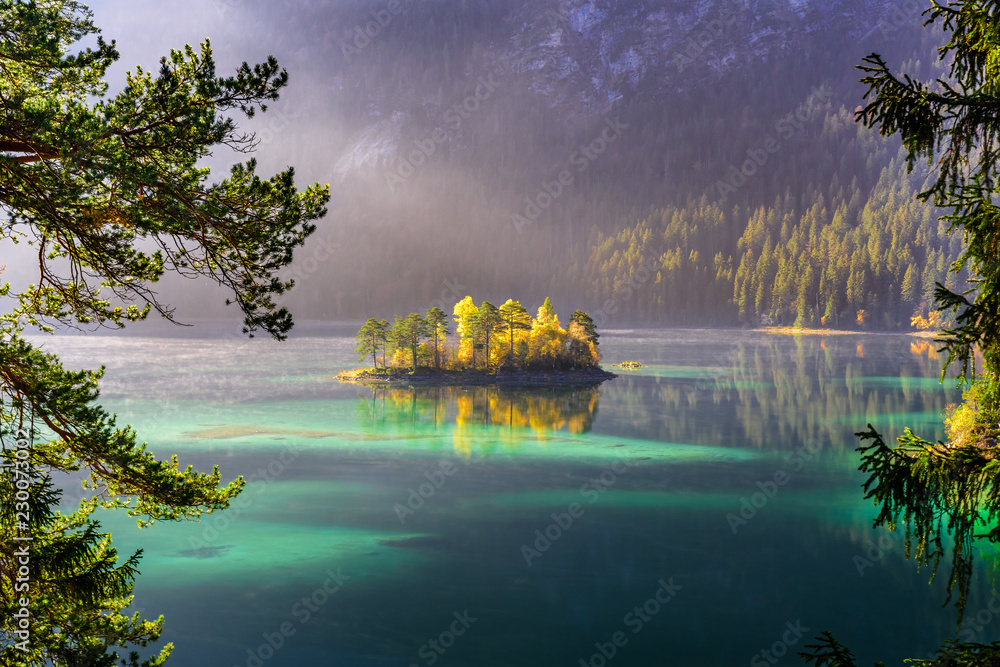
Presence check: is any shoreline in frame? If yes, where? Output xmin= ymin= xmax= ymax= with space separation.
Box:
xmin=337 ymin=367 xmax=618 ymax=387
xmin=757 ymin=326 xmax=943 ymax=337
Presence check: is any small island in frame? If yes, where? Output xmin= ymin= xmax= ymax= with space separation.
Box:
xmin=339 ymin=296 xmax=617 ymax=387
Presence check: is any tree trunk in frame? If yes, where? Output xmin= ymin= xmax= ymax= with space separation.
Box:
xmin=508 ymin=324 xmax=514 ymax=366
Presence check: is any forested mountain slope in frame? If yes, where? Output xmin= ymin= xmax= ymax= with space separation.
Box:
xmin=158 ymin=0 xmax=956 ymax=329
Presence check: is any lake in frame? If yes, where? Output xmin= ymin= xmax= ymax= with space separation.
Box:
xmin=36 ymin=325 xmax=994 ymax=666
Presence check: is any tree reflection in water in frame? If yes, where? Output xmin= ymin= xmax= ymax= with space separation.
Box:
xmin=354 ymin=386 xmax=601 ymax=455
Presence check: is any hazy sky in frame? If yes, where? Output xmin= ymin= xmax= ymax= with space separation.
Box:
xmin=7 ymin=1 xmax=933 ymax=327
xmin=87 ymin=1 xmax=339 ymax=186
xmin=3 ymin=2 xmax=350 ymax=321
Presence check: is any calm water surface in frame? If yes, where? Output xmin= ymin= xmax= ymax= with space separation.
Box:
xmin=35 ymin=325 xmax=992 ymax=666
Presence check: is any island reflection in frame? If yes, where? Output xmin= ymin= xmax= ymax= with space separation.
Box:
xmin=354 ymin=386 xmax=600 ymax=454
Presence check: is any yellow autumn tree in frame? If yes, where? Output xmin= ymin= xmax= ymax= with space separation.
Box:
xmin=361 ymin=295 xmax=602 ymax=373
xmin=529 ymin=297 xmax=568 ymax=369
xmin=453 ymin=296 xmax=480 ymax=368
xmin=567 ymin=321 xmax=601 ymax=367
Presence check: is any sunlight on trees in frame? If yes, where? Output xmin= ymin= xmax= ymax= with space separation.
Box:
xmin=799 ymin=1 xmax=1000 ymax=664
xmin=353 ymin=297 xmax=602 ymax=373
xmin=353 ymin=385 xmax=601 ymax=457
xmin=909 ymin=310 xmax=946 ymax=331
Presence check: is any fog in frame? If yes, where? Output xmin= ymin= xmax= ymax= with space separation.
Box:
xmin=5 ymin=0 xmax=936 ymax=331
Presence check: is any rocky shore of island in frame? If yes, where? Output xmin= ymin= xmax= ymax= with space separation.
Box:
xmin=337 ymin=366 xmax=617 ymax=387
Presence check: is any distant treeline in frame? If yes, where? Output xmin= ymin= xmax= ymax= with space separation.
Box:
xmin=575 ymin=141 xmax=967 ymax=329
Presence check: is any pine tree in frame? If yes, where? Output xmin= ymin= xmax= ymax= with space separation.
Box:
xmin=802 ymin=2 xmax=1000 ymax=662
xmin=497 ymin=300 xmax=531 ymax=368
xmin=570 ymin=310 xmax=599 ymax=346
xmin=355 ymin=318 xmax=390 ymax=368
xmin=376 ymin=319 xmax=391 ymax=367
xmin=425 ymin=307 xmax=450 ymax=371
xmin=478 ymin=301 xmax=501 ymax=371
xmin=391 ymin=314 xmax=429 ymax=371
xmin=900 ymin=263 xmax=920 ymax=307
xmin=0 ymin=2 xmax=328 ymax=663
xmin=0 ymin=452 xmax=168 ymax=666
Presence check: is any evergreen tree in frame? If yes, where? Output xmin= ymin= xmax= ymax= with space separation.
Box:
xmin=355 ymin=318 xmax=389 ymax=368
xmin=497 ymin=299 xmax=531 ymax=368
xmin=392 ymin=313 xmax=428 ymax=371
xmin=478 ymin=301 xmax=501 ymax=371
xmin=0 ymin=2 xmax=327 ymax=663
xmin=802 ymin=2 xmax=1000 ymax=662
xmin=570 ymin=310 xmax=599 ymax=346
xmin=425 ymin=307 xmax=450 ymax=371
xmin=0 ymin=448 xmax=168 ymax=667
xmin=376 ymin=319 xmax=391 ymax=367
xmin=0 ymin=1 xmax=328 ymax=339
xmin=900 ymin=263 xmax=920 ymax=306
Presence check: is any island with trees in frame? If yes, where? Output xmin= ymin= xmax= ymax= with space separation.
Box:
xmin=339 ymin=297 xmax=616 ymax=386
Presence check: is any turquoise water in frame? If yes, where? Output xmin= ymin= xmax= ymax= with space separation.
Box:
xmin=35 ymin=326 xmax=994 ymax=666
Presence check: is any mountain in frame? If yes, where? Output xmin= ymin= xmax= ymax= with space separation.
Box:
xmin=160 ymin=0 xmax=955 ymax=330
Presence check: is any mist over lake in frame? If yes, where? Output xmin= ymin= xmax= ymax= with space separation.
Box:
xmin=7 ymin=0 xmax=1000 ymax=664
xmin=33 ymin=326 xmax=982 ymax=667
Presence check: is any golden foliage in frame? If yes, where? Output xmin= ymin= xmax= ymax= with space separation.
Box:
xmin=910 ymin=340 xmax=939 ymax=359
xmin=444 ymin=296 xmax=600 ymax=370
xmin=911 ymin=310 xmax=944 ymax=331
xmin=357 ymin=386 xmax=600 ymax=456
xmin=944 ymin=381 xmax=1000 ymax=449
